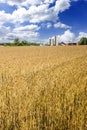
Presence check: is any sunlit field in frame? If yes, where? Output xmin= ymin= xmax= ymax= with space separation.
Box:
xmin=0 ymin=46 xmax=87 ymax=130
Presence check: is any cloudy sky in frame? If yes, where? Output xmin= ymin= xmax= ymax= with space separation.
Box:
xmin=0 ymin=0 xmax=87 ymax=43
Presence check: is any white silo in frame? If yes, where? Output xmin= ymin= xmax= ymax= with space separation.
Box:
xmin=49 ymin=38 xmax=54 ymax=46
xmin=55 ymin=36 xmax=58 ymax=46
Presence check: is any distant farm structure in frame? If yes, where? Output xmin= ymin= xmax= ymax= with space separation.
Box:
xmin=66 ymin=43 xmax=78 ymax=46
xmin=49 ymin=36 xmax=78 ymax=46
xmin=49 ymin=36 xmax=59 ymax=46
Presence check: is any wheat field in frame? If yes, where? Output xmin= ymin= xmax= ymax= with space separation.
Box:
xmin=0 ymin=46 xmax=87 ymax=130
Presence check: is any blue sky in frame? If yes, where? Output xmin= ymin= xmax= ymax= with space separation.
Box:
xmin=0 ymin=0 xmax=87 ymax=43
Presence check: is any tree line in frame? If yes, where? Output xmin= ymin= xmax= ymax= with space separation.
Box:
xmin=4 ymin=38 xmax=40 ymax=46
xmin=1 ymin=37 xmax=87 ymax=46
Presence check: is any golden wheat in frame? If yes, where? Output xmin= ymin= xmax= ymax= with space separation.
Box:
xmin=0 ymin=46 xmax=87 ymax=130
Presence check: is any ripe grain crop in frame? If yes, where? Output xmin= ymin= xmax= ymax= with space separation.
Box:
xmin=0 ymin=46 xmax=87 ymax=130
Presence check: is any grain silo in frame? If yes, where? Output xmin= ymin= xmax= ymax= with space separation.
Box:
xmin=55 ymin=36 xmax=58 ymax=46
xmin=49 ymin=38 xmax=54 ymax=46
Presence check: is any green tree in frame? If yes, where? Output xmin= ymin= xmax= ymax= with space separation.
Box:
xmin=14 ymin=38 xmax=20 ymax=46
xmin=78 ymin=37 xmax=87 ymax=45
xmin=21 ymin=40 xmax=28 ymax=46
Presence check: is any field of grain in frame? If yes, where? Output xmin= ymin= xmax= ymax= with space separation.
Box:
xmin=0 ymin=46 xmax=87 ymax=130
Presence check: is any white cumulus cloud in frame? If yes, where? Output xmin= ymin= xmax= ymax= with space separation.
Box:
xmin=0 ymin=0 xmax=78 ymax=25
xmin=76 ymin=32 xmax=87 ymax=41
xmin=54 ymin=0 xmax=70 ymax=13
xmin=0 ymin=24 xmax=40 ymax=43
xmin=59 ymin=30 xmax=75 ymax=43
xmin=13 ymin=25 xmax=40 ymax=32
xmin=54 ymin=22 xmax=71 ymax=29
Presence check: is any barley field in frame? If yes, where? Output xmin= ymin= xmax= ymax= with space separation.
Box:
xmin=0 ymin=46 xmax=87 ymax=130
